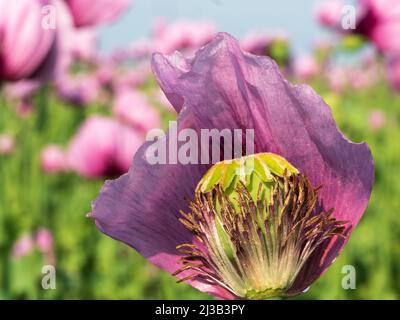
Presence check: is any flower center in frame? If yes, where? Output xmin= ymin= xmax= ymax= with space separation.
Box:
xmin=174 ymin=153 xmax=346 ymax=299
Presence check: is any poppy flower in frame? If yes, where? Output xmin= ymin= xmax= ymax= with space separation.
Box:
xmin=368 ymin=109 xmax=386 ymax=132
xmin=64 ymin=0 xmax=130 ymax=28
xmin=67 ymin=116 xmax=143 ymax=178
xmin=90 ymin=33 xmax=374 ymax=299
xmin=356 ymin=0 xmax=400 ymax=54
xmin=11 ymin=234 xmax=35 ymax=259
xmin=315 ymin=1 xmax=344 ymax=28
xmin=388 ymin=55 xmax=400 ymax=91
xmin=41 ymin=144 xmax=67 ymax=174
xmin=36 ymin=228 xmax=56 ymax=265
xmin=112 ymin=88 xmax=161 ymax=133
xmin=56 ymin=73 xmax=101 ymax=107
xmin=240 ymin=32 xmax=291 ymax=67
xmin=150 ymin=19 xmax=217 ymax=55
xmin=0 ymin=0 xmax=56 ymax=82
xmin=292 ymin=55 xmax=319 ymax=81
xmin=318 ymin=0 xmax=400 ymax=55
xmin=0 ymin=134 xmax=16 ymax=155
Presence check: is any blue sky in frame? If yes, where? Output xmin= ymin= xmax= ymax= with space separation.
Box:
xmin=98 ymin=0 xmax=332 ymax=55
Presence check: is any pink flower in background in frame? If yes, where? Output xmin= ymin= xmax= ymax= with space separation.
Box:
xmin=131 ymin=39 xmax=154 ymax=58
xmin=151 ymin=19 xmax=216 ymax=54
xmin=326 ymin=64 xmax=378 ymax=92
xmin=64 ymin=27 xmax=98 ymax=62
xmin=109 ymin=48 xmax=131 ymax=63
xmin=52 ymin=0 xmax=99 ymax=74
xmin=388 ymin=56 xmax=400 ymax=91
xmin=95 ymin=61 xmax=115 ymax=87
xmin=113 ymin=89 xmax=161 ymax=133
xmin=316 ymin=1 xmax=344 ymax=28
xmin=0 ymin=0 xmax=56 ymax=81
xmin=112 ymin=66 xmax=151 ymax=90
xmin=67 ymin=116 xmax=143 ymax=178
xmin=36 ymin=228 xmax=54 ymax=253
xmin=240 ymin=32 xmax=271 ymax=55
xmin=319 ymin=0 xmax=400 ymax=55
xmin=0 ymin=134 xmax=15 ymax=155
xmin=15 ymin=102 xmax=34 ymax=119
xmin=41 ymin=145 xmax=67 ymax=174
xmin=348 ymin=67 xmax=377 ymax=90
xmin=4 ymin=80 xmax=41 ymax=100
xmin=56 ymin=73 xmax=101 ymax=107
xmin=357 ymin=0 xmax=400 ymax=54
xmin=326 ymin=66 xmax=347 ymax=93
xmin=293 ymin=55 xmax=319 ymax=81
xmin=368 ymin=109 xmax=387 ymax=131
xmin=36 ymin=228 xmax=56 ymax=265
xmin=65 ymin=0 xmax=131 ymax=28
xmin=241 ymin=31 xmax=291 ymax=67
xmin=11 ymin=234 xmax=35 ymax=259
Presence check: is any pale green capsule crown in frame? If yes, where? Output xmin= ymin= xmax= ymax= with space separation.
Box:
xmin=197 ymin=153 xmax=299 ymax=194
xmin=175 ymin=153 xmax=346 ymax=299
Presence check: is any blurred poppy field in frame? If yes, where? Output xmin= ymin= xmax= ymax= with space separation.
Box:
xmin=0 ymin=0 xmax=400 ymax=300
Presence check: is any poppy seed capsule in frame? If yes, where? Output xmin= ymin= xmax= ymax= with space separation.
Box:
xmin=174 ymin=153 xmax=347 ymax=299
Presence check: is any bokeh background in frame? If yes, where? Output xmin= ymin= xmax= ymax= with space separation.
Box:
xmin=0 ymin=0 xmax=399 ymax=299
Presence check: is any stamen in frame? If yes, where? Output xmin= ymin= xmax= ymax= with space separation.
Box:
xmin=175 ymin=154 xmax=347 ymax=299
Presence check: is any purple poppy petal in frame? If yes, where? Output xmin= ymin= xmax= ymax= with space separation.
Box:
xmin=152 ymin=33 xmax=374 ymax=293
xmin=91 ymin=108 xmax=234 ymax=299
xmin=150 ymin=51 xmax=191 ymax=113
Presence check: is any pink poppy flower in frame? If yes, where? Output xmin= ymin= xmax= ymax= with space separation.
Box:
xmin=36 ymin=228 xmax=54 ymax=253
xmin=368 ymin=109 xmax=387 ymax=131
xmin=67 ymin=116 xmax=143 ymax=178
xmin=0 ymin=134 xmax=16 ymax=155
xmin=241 ymin=31 xmax=291 ymax=67
xmin=36 ymin=228 xmax=56 ymax=265
xmin=15 ymin=102 xmax=34 ymax=119
xmin=112 ymin=66 xmax=151 ymax=90
xmin=41 ymin=144 xmax=67 ymax=174
xmin=95 ymin=61 xmax=115 ymax=87
xmin=327 ymin=66 xmax=347 ymax=93
xmin=151 ymin=19 xmax=216 ymax=54
xmin=63 ymin=27 xmax=98 ymax=62
xmin=357 ymin=0 xmax=400 ymax=54
xmin=316 ymin=1 xmax=345 ymax=27
xmin=0 ymin=0 xmax=56 ymax=81
xmin=64 ymin=0 xmax=131 ymax=28
xmin=348 ymin=67 xmax=377 ymax=90
xmin=4 ymin=80 xmax=41 ymax=100
xmin=91 ymin=34 xmax=374 ymax=299
xmin=320 ymin=0 xmax=400 ymax=55
xmin=387 ymin=55 xmax=400 ymax=91
xmin=51 ymin=0 xmax=99 ymax=74
xmin=11 ymin=234 xmax=35 ymax=259
xmin=56 ymin=73 xmax=101 ymax=107
xmin=112 ymin=88 xmax=161 ymax=133
xmin=240 ymin=32 xmax=272 ymax=55
xmin=293 ymin=55 xmax=319 ymax=81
